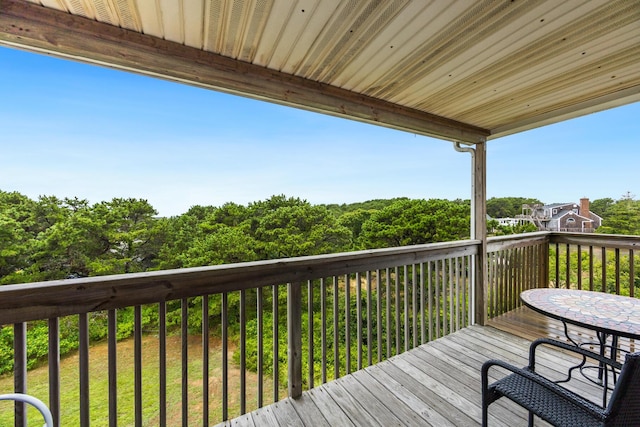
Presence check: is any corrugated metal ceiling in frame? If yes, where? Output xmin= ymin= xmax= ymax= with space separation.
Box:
xmin=5 ymin=0 xmax=640 ymax=141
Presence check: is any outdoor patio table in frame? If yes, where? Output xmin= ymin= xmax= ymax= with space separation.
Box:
xmin=520 ymin=288 xmax=640 ymax=405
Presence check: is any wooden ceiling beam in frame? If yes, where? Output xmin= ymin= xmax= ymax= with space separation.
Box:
xmin=0 ymin=0 xmax=489 ymax=144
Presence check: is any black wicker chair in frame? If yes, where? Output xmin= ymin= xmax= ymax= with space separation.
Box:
xmin=481 ymin=338 xmax=640 ymax=426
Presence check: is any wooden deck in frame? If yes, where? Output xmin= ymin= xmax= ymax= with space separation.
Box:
xmin=215 ymin=310 xmax=613 ymax=427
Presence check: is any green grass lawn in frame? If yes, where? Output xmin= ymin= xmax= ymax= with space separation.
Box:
xmin=0 ymin=334 xmax=282 ymax=426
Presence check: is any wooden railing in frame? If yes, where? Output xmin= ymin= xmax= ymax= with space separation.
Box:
xmin=486 ymin=232 xmax=549 ymax=318
xmin=1 ymin=240 xmax=478 ymax=426
xmin=3 ymin=231 xmax=638 ymax=426
xmin=548 ymin=232 xmax=639 ymax=296
xmin=484 ymin=232 xmax=640 ymax=319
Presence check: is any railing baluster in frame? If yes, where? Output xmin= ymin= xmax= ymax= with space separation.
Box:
xmin=393 ymin=267 xmax=401 ymax=354
xmin=345 ymin=273 xmax=351 ymax=374
xmin=257 ymin=287 xmax=264 ymax=406
xmin=508 ymin=249 xmax=514 ymax=308
xmin=518 ymin=247 xmax=523 ymax=299
xmin=403 ymin=265 xmax=409 ymax=353
xmin=443 ymin=259 xmax=448 ymax=337
xmin=435 ymin=260 xmax=441 ymax=339
xmin=320 ymin=278 xmax=327 ymax=384
xmin=271 ymin=286 xmax=278 ymax=402
xmin=79 ymin=313 xmax=89 ymax=427
xmin=158 ymin=301 xmax=167 ymax=427
xmin=419 ymin=263 xmax=426 ymax=344
xmin=412 ymin=264 xmax=418 ymax=348
xmin=48 ymin=317 xmax=60 ymax=427
xmin=554 ymin=243 xmax=560 ymax=288
xmin=428 ymin=262 xmax=433 ymax=342
xmin=367 ymin=271 xmax=372 ymax=366
xmin=333 ymin=276 xmax=339 ymax=380
xmin=308 ymin=279 xmax=314 ymax=388
xmin=589 ymin=246 xmax=594 ymax=291
xmin=565 ymin=244 xmax=571 ymax=289
xmin=222 ymin=292 xmax=229 ymax=420
xmin=448 ymin=258 xmax=454 ymax=334
xmin=14 ymin=322 xmax=26 ymax=427
xmin=356 ymin=271 xmax=362 ymax=370
xmin=181 ymin=299 xmax=188 ymax=426
xmin=376 ymin=270 xmax=382 ymax=361
xmin=502 ymin=249 xmax=509 ymax=312
xmin=385 ymin=268 xmax=391 ymax=358
xmin=615 ymin=248 xmax=621 ymax=295
xmin=577 ymin=245 xmax=583 ymax=290
xmin=455 ymin=257 xmax=460 ymax=331
xmin=240 ymin=289 xmax=246 ymax=413
xmin=463 ymin=255 xmax=469 ymax=326
xmin=487 ymin=252 xmax=494 ymax=317
xmin=202 ymin=295 xmax=209 ymax=426
xmin=134 ymin=306 xmax=142 ymax=427
xmin=601 ymin=247 xmax=607 ymax=292
xmin=108 ymin=309 xmax=117 ymax=427
xmin=630 ymin=250 xmax=635 ymax=298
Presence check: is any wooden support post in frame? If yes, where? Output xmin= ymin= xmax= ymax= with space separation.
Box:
xmin=288 ymin=282 xmax=303 ymax=398
xmin=473 ymin=139 xmax=488 ymax=325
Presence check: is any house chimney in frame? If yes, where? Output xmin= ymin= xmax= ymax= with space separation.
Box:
xmin=580 ymin=198 xmax=591 ymax=228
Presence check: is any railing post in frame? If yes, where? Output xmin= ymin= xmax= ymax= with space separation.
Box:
xmin=288 ymin=282 xmax=303 ymax=398
xmin=14 ymin=322 xmax=27 ymax=427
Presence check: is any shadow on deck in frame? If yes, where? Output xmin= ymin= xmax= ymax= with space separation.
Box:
xmin=216 ymin=311 xmax=610 ymax=426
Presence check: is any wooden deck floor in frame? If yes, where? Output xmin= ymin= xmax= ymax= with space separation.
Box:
xmin=215 ymin=308 xmax=613 ymax=427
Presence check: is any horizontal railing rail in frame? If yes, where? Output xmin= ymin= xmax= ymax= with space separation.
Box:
xmin=1 ymin=240 xmax=479 ymax=426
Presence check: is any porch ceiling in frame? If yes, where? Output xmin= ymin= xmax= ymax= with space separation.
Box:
xmin=1 ymin=0 xmax=639 ymax=144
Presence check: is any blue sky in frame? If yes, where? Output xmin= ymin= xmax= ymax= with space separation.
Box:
xmin=1 ymin=46 xmax=638 ymax=217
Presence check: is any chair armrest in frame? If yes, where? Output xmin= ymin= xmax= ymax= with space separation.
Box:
xmin=0 ymin=393 xmax=53 ymax=427
xmin=528 ymin=337 xmax=623 ymax=372
xmin=481 ymin=358 xmax=606 ymax=420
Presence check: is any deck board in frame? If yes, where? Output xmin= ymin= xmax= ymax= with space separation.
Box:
xmin=215 ymin=318 xmax=612 ymax=427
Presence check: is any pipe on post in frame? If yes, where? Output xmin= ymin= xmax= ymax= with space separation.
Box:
xmin=453 ymin=140 xmax=488 ymax=325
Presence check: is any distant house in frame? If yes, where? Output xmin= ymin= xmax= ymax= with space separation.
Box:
xmin=517 ymin=198 xmax=602 ymax=232
xmin=496 ymin=217 xmax=521 ymax=227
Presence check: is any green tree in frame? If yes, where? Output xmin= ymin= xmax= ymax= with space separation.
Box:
xmin=590 ymin=198 xmax=615 ymax=218
xmin=597 ymin=195 xmax=640 ymax=235
xmin=486 ymin=197 xmax=541 ymax=218
xmin=337 ymin=208 xmax=375 ymax=249
xmin=27 ymin=197 xmax=103 ymax=280
xmin=178 ymin=224 xmax=258 ymax=266
xmin=0 ymin=191 xmax=38 ymax=282
xmin=88 ymin=198 xmax=162 ymax=274
xmin=359 ymin=198 xmax=470 ymax=248
xmin=253 ymin=202 xmax=352 ymax=258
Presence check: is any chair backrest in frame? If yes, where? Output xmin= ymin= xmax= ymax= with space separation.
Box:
xmin=605 ymin=352 xmax=640 ymax=426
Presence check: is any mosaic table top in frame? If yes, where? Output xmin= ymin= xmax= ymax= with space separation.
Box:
xmin=520 ymin=288 xmax=640 ymax=339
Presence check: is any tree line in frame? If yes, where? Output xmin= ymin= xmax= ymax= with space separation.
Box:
xmin=0 ymin=192 xmax=473 ymax=285
xmin=2 ymin=191 xmax=639 ymax=285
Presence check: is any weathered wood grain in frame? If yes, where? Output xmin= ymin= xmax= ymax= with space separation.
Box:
xmin=214 ymin=325 xmax=610 ymax=427
xmin=0 ymin=239 xmax=479 ymax=324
